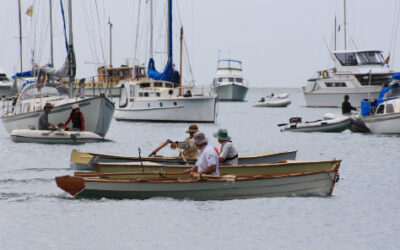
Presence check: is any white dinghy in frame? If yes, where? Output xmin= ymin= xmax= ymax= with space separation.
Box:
xmin=252 ymin=98 xmax=291 ymax=107
xmin=279 ymin=116 xmax=351 ymax=132
xmin=11 ymin=129 xmax=104 ymax=144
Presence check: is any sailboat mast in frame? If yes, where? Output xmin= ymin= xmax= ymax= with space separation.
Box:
xmin=168 ymin=0 xmax=172 ymax=65
xmin=109 ymin=19 xmax=113 ymax=67
xmin=68 ymin=0 xmax=74 ymax=97
xmin=334 ymin=16 xmax=337 ymax=51
xmin=150 ymin=0 xmax=153 ymax=58
xmin=18 ymin=0 xmax=23 ymax=73
xmin=49 ymin=0 xmax=54 ymax=67
xmin=343 ymin=0 xmax=347 ymax=50
xmin=179 ymin=27 xmax=183 ymax=96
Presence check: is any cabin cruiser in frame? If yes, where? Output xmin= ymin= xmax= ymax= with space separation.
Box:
xmin=114 ymin=66 xmax=216 ymax=123
xmin=211 ymin=59 xmax=248 ymax=101
xmin=303 ymin=50 xmax=396 ymax=108
xmin=0 ymin=68 xmax=12 ymax=98
xmin=1 ymin=82 xmax=114 ymax=137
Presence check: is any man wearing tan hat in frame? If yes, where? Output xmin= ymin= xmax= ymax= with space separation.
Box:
xmin=183 ymin=132 xmax=220 ymax=176
xmin=38 ymin=103 xmax=56 ymax=130
xmin=171 ymin=124 xmax=199 ymax=158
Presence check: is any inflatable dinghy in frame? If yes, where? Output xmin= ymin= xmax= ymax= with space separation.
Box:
xmin=11 ymin=129 xmax=104 ymax=144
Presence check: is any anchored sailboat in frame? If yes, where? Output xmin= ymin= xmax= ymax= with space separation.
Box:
xmin=114 ymin=0 xmax=217 ymax=123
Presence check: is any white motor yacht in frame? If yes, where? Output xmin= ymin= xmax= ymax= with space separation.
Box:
xmin=303 ymin=50 xmax=395 ymax=108
xmin=211 ymin=59 xmax=248 ymax=101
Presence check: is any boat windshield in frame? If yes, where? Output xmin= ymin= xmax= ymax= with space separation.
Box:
xmin=335 ymin=53 xmax=358 ymax=66
xmin=357 ymin=51 xmax=385 ymax=65
xmin=19 ymin=83 xmax=69 ymax=100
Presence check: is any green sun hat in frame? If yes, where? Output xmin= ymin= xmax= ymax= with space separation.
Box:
xmin=213 ymin=128 xmax=231 ymax=141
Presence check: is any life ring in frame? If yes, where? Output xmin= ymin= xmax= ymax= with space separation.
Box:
xmin=322 ymin=70 xmax=329 ymax=79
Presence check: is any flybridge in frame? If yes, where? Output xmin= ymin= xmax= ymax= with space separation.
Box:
xmin=332 ymin=50 xmax=386 ymax=66
xmin=217 ymin=59 xmax=243 ymax=70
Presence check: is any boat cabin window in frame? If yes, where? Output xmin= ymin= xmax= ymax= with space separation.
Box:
xmin=154 ymin=82 xmax=163 ymax=87
xmin=140 ymin=83 xmax=150 ymax=88
xmin=144 ymin=92 xmax=149 ymax=97
xmin=139 ymin=92 xmax=143 ymax=97
xmin=156 ymin=92 xmax=161 ymax=97
xmin=335 ymin=53 xmax=358 ymax=66
xmin=386 ymin=103 xmax=394 ymax=113
xmin=376 ymin=104 xmax=385 ymax=114
xmin=0 ymin=74 xmax=9 ymax=81
xmin=228 ymin=77 xmax=234 ymax=82
xmin=218 ymin=78 xmax=223 ymax=83
xmin=165 ymin=83 xmax=173 ymax=88
xmin=357 ymin=51 xmax=385 ymax=65
xmin=235 ymin=78 xmax=243 ymax=83
xmin=325 ymin=82 xmax=346 ymax=87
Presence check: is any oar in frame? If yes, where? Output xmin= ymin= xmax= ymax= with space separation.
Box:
xmin=74 ymin=170 xmax=186 ymax=177
xmin=148 ymin=139 xmax=172 ymax=157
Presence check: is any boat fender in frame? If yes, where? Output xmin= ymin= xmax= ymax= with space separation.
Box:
xmin=335 ymin=173 xmax=340 ymax=183
xmin=322 ymin=70 xmax=329 ymax=78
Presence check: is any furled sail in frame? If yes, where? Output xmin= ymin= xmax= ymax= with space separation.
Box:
xmin=39 ymin=46 xmax=76 ymax=79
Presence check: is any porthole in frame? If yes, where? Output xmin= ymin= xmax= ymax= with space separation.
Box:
xmin=173 ymin=102 xmax=177 ymax=106
xmin=168 ymin=89 xmax=173 ymax=95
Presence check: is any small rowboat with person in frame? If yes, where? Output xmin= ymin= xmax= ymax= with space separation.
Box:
xmin=88 ymin=159 xmax=340 ymax=178
xmin=69 ymin=149 xmax=298 ymax=170
xmin=55 ymin=164 xmax=340 ymax=200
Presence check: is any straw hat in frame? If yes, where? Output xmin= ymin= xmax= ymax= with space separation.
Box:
xmin=213 ymin=128 xmax=231 ymax=141
xmin=72 ymin=104 xmax=79 ymax=109
xmin=186 ymin=124 xmax=199 ymax=133
xmin=44 ymin=103 xmax=53 ymax=109
xmin=191 ymin=132 xmax=208 ymax=145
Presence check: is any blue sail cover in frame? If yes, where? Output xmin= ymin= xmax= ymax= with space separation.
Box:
xmin=147 ymin=58 xmax=173 ymax=81
xmin=147 ymin=0 xmax=173 ymax=82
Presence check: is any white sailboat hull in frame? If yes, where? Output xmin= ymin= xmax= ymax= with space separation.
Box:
xmin=361 ymin=113 xmax=400 ymax=134
xmin=114 ymin=95 xmax=217 ymax=123
xmin=2 ymin=96 xmax=114 ymax=137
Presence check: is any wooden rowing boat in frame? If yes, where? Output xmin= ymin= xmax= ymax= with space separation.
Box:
xmin=55 ymin=166 xmax=340 ymax=200
xmin=69 ymin=149 xmax=298 ymax=170
xmin=87 ymin=159 xmax=341 ymax=178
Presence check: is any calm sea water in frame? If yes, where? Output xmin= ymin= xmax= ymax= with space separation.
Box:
xmin=0 ymin=88 xmax=399 ymax=250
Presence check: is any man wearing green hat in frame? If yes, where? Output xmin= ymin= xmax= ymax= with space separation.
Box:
xmin=213 ymin=128 xmax=238 ymax=165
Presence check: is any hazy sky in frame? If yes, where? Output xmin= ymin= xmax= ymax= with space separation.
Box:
xmin=1 ymin=0 xmax=400 ymax=87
